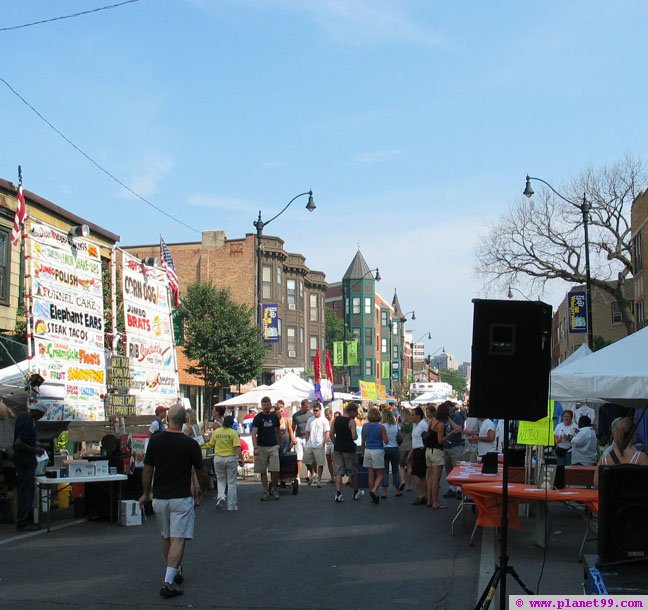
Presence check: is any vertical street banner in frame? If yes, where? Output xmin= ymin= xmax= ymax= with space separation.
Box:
xmin=346 ymin=341 xmax=359 ymax=365
xmin=333 ymin=341 xmax=344 ymax=366
xmin=105 ymin=354 xmax=136 ymax=417
xmin=29 ymin=224 xmax=106 ymax=420
xmin=381 ymin=360 xmax=390 ymax=379
xmin=262 ymin=304 xmax=279 ymax=342
xmin=568 ymin=291 xmax=587 ymax=333
xmin=122 ymin=251 xmax=179 ymax=415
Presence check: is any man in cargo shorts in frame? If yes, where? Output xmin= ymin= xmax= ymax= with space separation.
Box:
xmin=140 ymin=402 xmax=204 ymax=599
xmin=251 ymin=396 xmax=282 ymax=501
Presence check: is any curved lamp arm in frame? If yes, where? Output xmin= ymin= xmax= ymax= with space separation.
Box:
xmin=256 ymin=191 xmax=315 ymax=233
xmin=525 ymin=176 xmax=589 ymax=213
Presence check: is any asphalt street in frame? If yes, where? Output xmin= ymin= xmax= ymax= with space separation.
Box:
xmin=0 ymin=479 xmax=482 ymax=610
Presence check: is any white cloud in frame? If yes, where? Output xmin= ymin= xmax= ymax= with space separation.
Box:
xmin=188 ymin=0 xmax=445 ymax=47
xmin=122 ymin=154 xmax=174 ymax=199
xmin=354 ymin=149 xmax=402 ymax=164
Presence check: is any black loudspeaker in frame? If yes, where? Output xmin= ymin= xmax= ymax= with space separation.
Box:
xmin=554 ymin=465 xmax=565 ymax=489
xmin=468 ymin=299 xmax=552 ymax=422
xmin=481 ymin=452 xmax=499 ymax=474
xmin=598 ymin=465 xmax=648 ymax=563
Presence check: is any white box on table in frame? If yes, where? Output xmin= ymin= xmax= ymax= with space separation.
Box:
xmin=94 ymin=461 xmax=109 ymax=476
xmin=119 ymin=500 xmax=142 ymax=526
xmin=68 ymin=463 xmax=95 ymax=477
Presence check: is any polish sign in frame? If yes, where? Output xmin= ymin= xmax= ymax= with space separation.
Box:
xmin=28 ymin=225 xmax=106 ymax=421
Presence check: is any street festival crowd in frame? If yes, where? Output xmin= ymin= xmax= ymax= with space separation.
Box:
xmin=134 ymin=397 xmax=648 ymax=598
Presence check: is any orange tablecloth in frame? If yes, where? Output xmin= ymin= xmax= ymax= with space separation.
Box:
xmin=461 ymin=482 xmax=598 ymax=529
xmin=447 ymin=464 xmax=503 ymax=486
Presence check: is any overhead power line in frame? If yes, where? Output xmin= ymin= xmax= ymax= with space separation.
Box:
xmin=0 ymin=0 xmax=143 ymax=32
xmin=1 ymin=75 xmax=200 ymax=234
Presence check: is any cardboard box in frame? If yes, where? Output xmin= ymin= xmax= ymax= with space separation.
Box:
xmin=119 ymin=500 xmax=142 ymax=526
xmin=94 ymin=461 xmax=109 ymax=476
xmin=67 ymin=463 xmax=95 ymax=478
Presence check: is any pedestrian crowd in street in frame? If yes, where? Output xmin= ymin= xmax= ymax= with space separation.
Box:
xmin=137 ymin=397 xmax=648 ymax=600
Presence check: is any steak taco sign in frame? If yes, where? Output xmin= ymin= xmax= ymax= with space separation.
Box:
xmin=28 ymin=224 xmax=106 ymax=421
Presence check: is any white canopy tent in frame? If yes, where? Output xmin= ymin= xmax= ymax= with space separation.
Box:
xmin=215 ymin=386 xmax=294 ymax=408
xmin=0 ymin=359 xmax=65 ymax=410
xmin=550 ymin=326 xmax=648 ymax=408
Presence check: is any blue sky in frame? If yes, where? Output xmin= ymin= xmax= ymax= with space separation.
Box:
xmin=2 ymin=0 xmax=648 ymax=363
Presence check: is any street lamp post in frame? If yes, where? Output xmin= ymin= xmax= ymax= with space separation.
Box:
xmin=253 ymin=191 xmax=316 ymax=367
xmin=524 ymin=176 xmax=593 ymax=348
xmin=342 ymin=268 xmax=380 ymax=393
xmin=411 ymin=331 xmax=431 ymax=383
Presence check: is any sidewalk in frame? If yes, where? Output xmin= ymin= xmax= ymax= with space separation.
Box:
xmin=475 ymin=500 xmax=590 ymax=599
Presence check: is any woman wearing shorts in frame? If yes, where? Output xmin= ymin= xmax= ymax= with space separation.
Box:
xmin=361 ymin=407 xmax=388 ymax=504
xmin=408 ymin=407 xmax=428 ymax=506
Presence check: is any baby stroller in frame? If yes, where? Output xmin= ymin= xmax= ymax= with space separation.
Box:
xmin=278 ymin=451 xmax=299 ymax=495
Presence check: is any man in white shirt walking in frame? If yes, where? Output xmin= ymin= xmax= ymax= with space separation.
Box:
xmin=303 ymin=403 xmax=330 ymax=487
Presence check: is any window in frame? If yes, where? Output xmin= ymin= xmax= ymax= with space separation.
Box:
xmin=381 ymin=310 xmax=388 ymax=326
xmin=0 ymin=229 xmax=9 ymax=305
xmin=365 ymin=359 xmax=373 ymax=376
xmin=332 ymin=300 xmax=338 ymax=310
xmin=287 ymin=327 xmax=296 ymax=356
xmin=364 ymin=297 xmax=371 ymax=314
xmin=352 ymin=297 xmax=360 ymax=314
xmin=364 ymin=327 xmax=372 ymax=346
xmin=309 ymin=293 xmax=318 ymax=322
xmin=392 ymin=345 xmax=399 ymax=360
xmin=287 ymin=279 xmax=296 ymax=308
xmin=611 ymin=302 xmax=622 ymax=325
xmin=634 ymin=231 xmax=643 ymax=272
xmin=262 ymin=265 xmax=272 ymax=299
xmin=392 ymin=321 xmax=398 ymax=335
xmin=299 ymin=327 xmax=304 ymax=344
xmin=277 ymin=319 xmax=282 ymax=353
xmin=276 ymin=266 xmax=282 ymax=287
xmin=299 ymin=281 xmax=304 ymax=310
xmin=381 ymin=338 xmax=388 ymax=353
xmin=309 ymin=335 xmax=318 ymax=358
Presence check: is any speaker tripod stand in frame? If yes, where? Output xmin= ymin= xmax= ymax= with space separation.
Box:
xmin=474 ymin=418 xmax=534 ymax=610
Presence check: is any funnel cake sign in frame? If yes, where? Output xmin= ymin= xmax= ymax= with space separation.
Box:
xmin=28 ymin=226 xmax=106 ymax=421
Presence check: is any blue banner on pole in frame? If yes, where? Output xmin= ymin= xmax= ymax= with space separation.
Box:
xmin=568 ymin=291 xmax=587 ymax=333
xmin=262 ymin=304 xmax=280 ymax=342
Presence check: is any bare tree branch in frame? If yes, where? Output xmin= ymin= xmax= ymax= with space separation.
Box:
xmin=475 ymin=155 xmax=645 ymax=334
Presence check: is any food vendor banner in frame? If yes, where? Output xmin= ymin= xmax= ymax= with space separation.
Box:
xmin=28 ymin=224 xmax=106 ymax=420
xmin=121 ymin=251 xmax=178 ymax=415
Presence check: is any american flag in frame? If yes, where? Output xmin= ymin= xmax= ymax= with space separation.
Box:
xmin=160 ymin=237 xmax=180 ymax=307
xmin=11 ymin=167 xmax=26 ymax=246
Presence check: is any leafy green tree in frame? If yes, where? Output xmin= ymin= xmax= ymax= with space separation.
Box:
xmin=438 ymin=369 xmax=467 ymax=398
xmin=324 ymin=306 xmax=345 ymax=351
xmin=181 ymin=282 xmax=265 ymax=405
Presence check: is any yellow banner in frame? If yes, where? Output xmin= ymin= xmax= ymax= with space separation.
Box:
xmin=517 ymin=401 xmax=555 ymax=446
xmin=376 ymin=383 xmax=386 ymax=400
xmin=359 ymin=380 xmax=377 ymax=401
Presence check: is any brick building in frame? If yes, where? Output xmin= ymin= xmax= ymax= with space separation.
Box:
xmin=551 ymin=282 xmax=629 ymax=366
xmin=124 ymin=230 xmax=326 ymax=400
xmin=631 ymin=189 xmax=648 ymax=330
